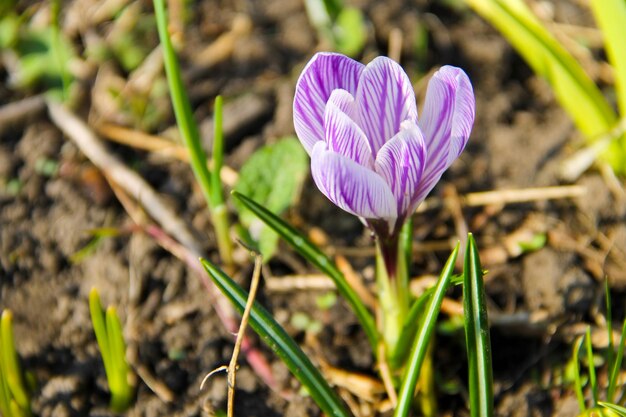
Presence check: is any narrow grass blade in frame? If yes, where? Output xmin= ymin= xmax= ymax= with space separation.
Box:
xmin=89 ymin=289 xmax=113 ymax=386
xmin=464 ymin=0 xmax=616 ymax=140
xmin=394 ymin=243 xmax=459 ymax=417
xmin=608 ymin=319 xmax=626 ymax=402
xmin=0 ymin=356 xmax=11 ymax=417
xmin=231 ymin=191 xmax=378 ymax=349
xmin=606 ymin=279 xmax=615 ymax=383
xmin=0 ymin=312 xmax=16 ymax=417
xmin=153 ymin=0 xmax=210 ymax=200
xmin=211 ymin=96 xmax=225 ymax=192
xmin=585 ymin=326 xmax=599 ymax=406
xmin=153 ymin=0 xmax=233 ymax=264
xmin=51 ymin=0 xmax=71 ymax=101
xmin=572 ymin=335 xmax=586 ymax=412
xmin=0 ymin=311 xmax=30 ymax=413
xmin=106 ymin=307 xmax=132 ymax=412
xmin=599 ymin=401 xmax=626 ymax=416
xmin=463 ymin=234 xmax=493 ymax=417
xmin=200 ymin=258 xmax=351 ymax=417
xmin=590 ymin=0 xmax=626 ymax=117
xmin=207 ymin=95 xmax=233 ymax=264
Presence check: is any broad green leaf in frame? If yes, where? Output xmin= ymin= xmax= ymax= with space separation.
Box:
xmin=322 ymin=0 xmax=343 ymax=19
xmin=333 ymin=7 xmax=367 ymax=57
xmin=590 ymin=0 xmax=626 ymax=173
xmin=394 ymin=243 xmax=459 ymax=417
xmin=7 ymin=26 xmax=75 ymax=95
xmin=0 ymin=14 xmax=20 ymax=49
xmin=464 ymin=0 xmax=623 ymax=169
xmin=234 ymin=138 xmax=308 ymax=260
xmin=590 ymin=0 xmax=626 ymax=117
xmin=232 ymin=191 xmax=378 ymax=349
xmin=517 ymin=233 xmax=547 ymax=254
xmin=463 ymin=234 xmax=493 ymax=417
xmin=304 ymin=0 xmax=366 ymax=57
xmin=200 ymin=259 xmax=351 ymax=417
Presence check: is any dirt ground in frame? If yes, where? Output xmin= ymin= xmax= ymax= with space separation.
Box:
xmin=1 ymin=0 xmax=626 ymax=416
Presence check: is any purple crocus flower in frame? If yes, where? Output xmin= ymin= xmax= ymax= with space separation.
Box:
xmin=293 ymin=52 xmax=475 ymax=243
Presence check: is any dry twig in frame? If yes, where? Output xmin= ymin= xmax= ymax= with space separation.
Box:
xmin=48 ymin=100 xmax=201 ymax=253
xmin=225 ymin=253 xmax=263 ymax=417
xmin=419 ymin=185 xmax=587 ymax=212
xmin=0 ymin=95 xmax=46 ymax=134
xmin=96 ymin=122 xmax=239 ymax=186
xmin=47 ymin=100 xmax=278 ymax=393
xmin=191 ymin=14 xmax=253 ymax=68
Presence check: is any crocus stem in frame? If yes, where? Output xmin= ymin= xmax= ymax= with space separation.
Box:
xmin=376 ymin=240 xmax=406 ymax=362
xmin=397 ymin=218 xmax=413 ymax=318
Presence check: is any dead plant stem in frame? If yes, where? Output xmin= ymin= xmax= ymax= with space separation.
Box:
xmin=227 ymin=253 xmax=263 ymax=417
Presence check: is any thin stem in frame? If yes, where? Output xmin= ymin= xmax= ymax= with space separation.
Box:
xmin=376 ymin=240 xmax=405 ymax=363
xmin=227 ymin=253 xmax=263 ymax=417
xmin=153 ymin=0 xmax=233 ymax=265
xmin=210 ymin=97 xmax=233 ymax=265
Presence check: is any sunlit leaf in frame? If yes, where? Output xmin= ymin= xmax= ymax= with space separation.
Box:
xmin=394 ymin=243 xmax=459 ymax=417
xmin=232 ymin=191 xmax=378 ymax=349
xmin=463 ymin=234 xmax=493 ymax=417
xmin=234 ymin=138 xmax=308 ymax=260
xmin=200 ymin=259 xmax=351 ymax=417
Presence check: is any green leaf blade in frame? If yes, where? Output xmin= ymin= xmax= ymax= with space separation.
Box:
xmin=585 ymin=327 xmax=599 ymax=406
xmin=89 ymin=289 xmax=114 ymax=389
xmin=590 ymin=0 xmax=626 ymax=117
xmin=234 ymin=138 xmax=308 ymax=260
xmin=1 ymin=311 xmax=30 ymax=414
xmin=394 ymin=243 xmax=460 ymax=417
xmin=599 ymin=401 xmax=626 ymax=417
xmin=153 ymin=0 xmax=234 ymax=262
xmin=200 ymin=258 xmax=351 ymax=417
xmin=465 ymin=0 xmax=617 ymax=140
xmin=608 ymin=319 xmax=626 ymax=402
xmin=463 ymin=234 xmax=494 ymax=417
xmin=105 ymin=307 xmax=133 ymax=412
xmin=231 ymin=190 xmax=378 ymax=349
xmin=572 ymin=336 xmax=587 ymax=412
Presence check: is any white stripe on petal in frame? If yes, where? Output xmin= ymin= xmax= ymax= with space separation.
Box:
xmin=311 ymin=142 xmax=397 ymax=221
xmin=325 ymin=90 xmax=374 ymax=167
xmin=293 ymin=53 xmax=364 ymax=155
xmin=355 ymin=56 xmax=418 ymax=156
xmin=375 ymin=121 xmax=426 ymax=217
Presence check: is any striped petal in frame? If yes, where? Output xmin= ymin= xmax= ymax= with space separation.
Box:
xmin=355 ymin=56 xmax=418 ymax=156
xmin=311 ymin=142 xmax=397 ymax=221
xmin=416 ymin=66 xmax=475 ymax=203
xmin=294 ymin=53 xmax=364 ymax=154
xmin=375 ymin=121 xmax=426 ymax=217
xmin=325 ymin=90 xmax=374 ymax=167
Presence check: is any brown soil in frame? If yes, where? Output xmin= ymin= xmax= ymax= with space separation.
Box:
xmin=1 ymin=0 xmax=625 ymax=416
